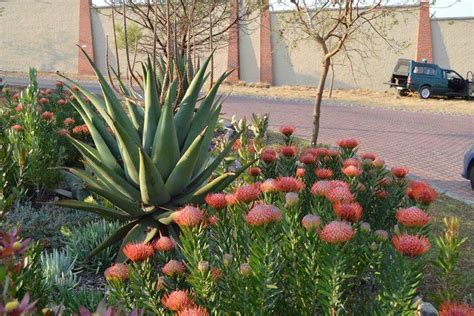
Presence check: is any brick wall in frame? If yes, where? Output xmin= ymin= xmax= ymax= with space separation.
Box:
xmin=227 ymin=0 xmax=240 ymax=83
xmin=78 ymin=0 xmax=95 ymax=75
xmin=415 ymin=0 xmax=433 ymax=62
xmin=260 ymin=0 xmax=273 ymax=85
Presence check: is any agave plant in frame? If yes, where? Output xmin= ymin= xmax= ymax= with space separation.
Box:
xmin=55 ymin=50 xmax=249 ymax=261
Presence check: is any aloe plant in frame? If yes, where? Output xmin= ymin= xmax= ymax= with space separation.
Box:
xmin=55 ymin=50 xmax=249 ymax=261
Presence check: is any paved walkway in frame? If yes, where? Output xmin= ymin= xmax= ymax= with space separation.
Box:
xmin=222 ymin=95 xmax=474 ymax=204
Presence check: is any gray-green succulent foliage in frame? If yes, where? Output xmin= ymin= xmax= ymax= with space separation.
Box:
xmin=55 ymin=50 xmax=247 ymax=261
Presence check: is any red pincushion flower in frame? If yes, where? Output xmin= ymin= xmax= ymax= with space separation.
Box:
xmin=296 ymin=168 xmax=305 ymax=177
xmin=235 ymin=183 xmax=261 ymax=203
xmin=261 ymin=148 xmax=277 ymax=164
xmin=55 ymin=80 xmax=64 ymax=88
xmin=38 ymin=97 xmax=49 ymax=105
xmin=280 ymin=125 xmax=296 ymax=136
xmin=41 ymin=111 xmax=54 ymax=121
xmin=391 ymin=166 xmax=409 ymax=178
xmin=406 ymin=181 xmax=437 ymax=204
xmin=333 ymin=202 xmax=363 ymax=222
xmin=320 ymin=221 xmax=355 ymax=244
xmin=57 ymin=128 xmax=69 ymax=137
xmin=300 ymin=153 xmax=316 ymax=165
xmin=72 ymin=124 xmax=90 ymax=135
xmin=395 ymin=207 xmax=431 ymax=227
xmin=122 ymin=243 xmax=154 ymax=262
xmin=327 ymin=149 xmax=340 ymax=157
xmin=375 ymin=190 xmax=388 ymax=199
xmin=153 ymin=236 xmax=175 ymax=252
xmin=439 ymin=301 xmax=474 ymax=316
xmin=63 ymin=117 xmax=75 ymax=125
xmin=245 ymin=204 xmax=281 ymax=226
xmin=11 ymin=124 xmax=23 ymax=132
xmin=207 ymin=214 xmax=219 ymax=226
xmin=46 ymin=89 xmax=54 ymax=95
xmin=232 ymin=139 xmax=241 ymax=151
xmin=57 ymin=99 xmax=67 ymax=106
xmin=211 ymin=267 xmax=223 ymax=281
xmin=15 ymin=104 xmax=23 ymax=112
xmin=161 ymin=290 xmax=194 ymax=311
xmin=310 ymin=147 xmax=329 ymax=157
xmin=162 ymin=259 xmax=186 ymax=276
xmin=360 ymin=152 xmax=376 ymax=161
xmin=392 ymin=234 xmax=431 ymax=257
xmin=315 ymin=168 xmax=333 ymax=179
xmin=205 ymin=193 xmax=227 ymax=209
xmin=279 ymin=145 xmax=297 ymax=157
xmin=325 ymin=185 xmax=354 ymax=203
xmin=104 ymin=263 xmax=129 ymax=281
xmin=311 ymin=180 xmax=348 ymax=197
xmin=247 ymin=139 xmax=256 ymax=153
xmin=337 ymin=138 xmax=359 ymax=149
xmin=274 ymin=177 xmax=304 ymax=193
xmin=302 ymin=214 xmax=321 ymax=231
xmin=260 ymin=179 xmax=277 ymax=193
xmin=174 ymin=206 xmax=204 ymax=227
xmin=177 ymin=306 xmax=209 ymax=316
xmin=248 ymin=167 xmax=262 ymax=177
xmin=343 ymin=158 xmax=360 ymax=168
xmin=225 ymin=193 xmax=238 ymax=205
xmin=342 ymin=165 xmax=362 ymax=177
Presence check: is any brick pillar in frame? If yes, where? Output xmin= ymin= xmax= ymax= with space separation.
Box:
xmin=227 ymin=0 xmax=240 ymax=83
xmin=78 ymin=0 xmax=95 ymax=75
xmin=415 ymin=0 xmax=433 ymax=62
xmin=260 ymin=0 xmax=273 ymax=85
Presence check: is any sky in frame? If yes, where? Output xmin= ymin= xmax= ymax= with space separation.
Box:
xmin=92 ymin=0 xmax=474 ymax=18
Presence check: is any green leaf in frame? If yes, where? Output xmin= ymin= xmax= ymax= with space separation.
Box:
xmin=151 ymin=81 xmax=180 ymax=180
xmin=52 ymin=200 xmax=131 ymax=221
xmin=142 ymin=59 xmax=161 ymax=154
xmin=139 ymin=148 xmax=170 ymax=206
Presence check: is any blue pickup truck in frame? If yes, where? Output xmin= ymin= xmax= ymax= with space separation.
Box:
xmin=388 ymin=59 xmax=473 ymax=99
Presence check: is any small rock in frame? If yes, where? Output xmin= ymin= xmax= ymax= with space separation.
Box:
xmin=418 ymin=302 xmax=438 ymax=316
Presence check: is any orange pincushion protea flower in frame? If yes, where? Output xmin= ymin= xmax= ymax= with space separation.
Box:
xmin=235 ymin=183 xmax=261 ymax=203
xmin=248 ymin=167 xmax=262 ymax=177
xmin=439 ymin=301 xmax=474 ymax=316
xmin=343 ymin=158 xmax=360 ymax=168
xmin=57 ymin=99 xmax=67 ymax=106
xmin=38 ymin=97 xmax=49 ymax=105
xmin=177 ymin=307 xmax=209 ymax=316
xmin=122 ymin=243 xmax=154 ymax=262
xmin=104 ymin=263 xmax=129 ymax=281
xmin=279 ymin=145 xmax=297 ymax=157
xmin=261 ymin=148 xmax=277 ymax=164
xmin=333 ymin=202 xmax=363 ymax=222
xmin=360 ymin=152 xmax=376 ymax=161
xmin=406 ymin=181 xmax=437 ymax=204
xmin=296 ymin=168 xmax=305 ymax=177
xmin=320 ymin=221 xmax=355 ymax=244
xmin=308 ymin=147 xmax=329 ymax=157
xmin=337 ymin=138 xmax=359 ymax=149
xmin=274 ymin=177 xmax=304 ymax=193
xmin=311 ymin=180 xmax=349 ymax=197
xmin=280 ymin=125 xmax=296 ymax=136
xmin=57 ymin=128 xmax=70 ymax=137
xmin=395 ymin=207 xmax=431 ymax=227
xmin=342 ymin=165 xmax=362 ymax=177
xmin=72 ymin=124 xmax=90 ymax=135
xmin=55 ymin=80 xmax=64 ymax=88
xmin=225 ymin=194 xmax=238 ymax=205
xmin=260 ymin=179 xmax=277 ymax=193
xmin=325 ymin=186 xmax=354 ymax=204
xmin=391 ymin=166 xmax=409 ymax=178
xmin=315 ymin=168 xmax=333 ymax=180
xmin=161 ymin=290 xmax=194 ymax=311
xmin=41 ymin=111 xmax=54 ymax=121
xmin=15 ymin=104 xmax=23 ymax=112
xmin=392 ymin=234 xmax=431 ymax=257
xmin=300 ymin=153 xmax=316 ymax=165
xmin=174 ymin=206 xmax=204 ymax=227
xmin=63 ymin=117 xmax=75 ymax=125
xmin=162 ymin=260 xmax=186 ymax=276
xmin=205 ymin=193 xmax=227 ymax=209
xmin=245 ymin=204 xmax=281 ymax=226
xmin=11 ymin=124 xmax=23 ymax=132
xmin=153 ymin=236 xmax=175 ymax=252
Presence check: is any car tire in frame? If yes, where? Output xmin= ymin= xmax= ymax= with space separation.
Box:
xmin=419 ymin=86 xmax=432 ymax=99
xmin=470 ymin=166 xmax=474 ymax=190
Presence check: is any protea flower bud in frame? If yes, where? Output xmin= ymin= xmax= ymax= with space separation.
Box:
xmin=360 ymin=222 xmax=371 ymax=233
xmin=394 ymin=224 xmax=401 ymax=235
xmin=370 ymin=242 xmax=378 ymax=251
xmin=198 ymin=261 xmax=209 ymax=274
xmin=285 ymin=192 xmax=299 ymax=206
xmin=375 ymin=230 xmax=389 ymax=242
xmin=240 ymin=263 xmax=252 ymax=276
xmin=223 ymin=253 xmax=233 ymax=267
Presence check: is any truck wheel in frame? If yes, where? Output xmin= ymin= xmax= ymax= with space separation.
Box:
xmin=398 ymin=89 xmax=409 ymax=97
xmin=419 ymin=86 xmax=431 ymax=99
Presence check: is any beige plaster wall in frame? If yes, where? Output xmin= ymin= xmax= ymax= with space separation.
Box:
xmin=432 ymin=18 xmax=474 ymax=76
xmin=239 ymin=16 xmax=261 ymax=83
xmin=270 ymin=8 xmax=419 ymax=90
xmin=0 ymin=0 xmax=79 ymax=74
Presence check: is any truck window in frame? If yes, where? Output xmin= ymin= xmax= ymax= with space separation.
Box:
xmin=413 ymin=66 xmax=436 ymax=76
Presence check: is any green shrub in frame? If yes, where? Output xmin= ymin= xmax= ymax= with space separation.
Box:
xmin=1 ymin=203 xmax=97 ymax=248
xmin=62 ymin=219 xmax=121 ymax=272
xmin=58 ymin=287 xmax=104 ymax=314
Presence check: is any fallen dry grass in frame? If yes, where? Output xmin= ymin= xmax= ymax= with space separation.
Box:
xmin=219 ymin=84 xmax=474 ymax=116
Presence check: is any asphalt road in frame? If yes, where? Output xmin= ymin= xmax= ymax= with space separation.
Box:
xmin=3 ymin=76 xmax=474 ymax=204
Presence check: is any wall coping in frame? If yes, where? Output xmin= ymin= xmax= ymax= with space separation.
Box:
xmin=431 ymin=16 xmax=474 ymax=21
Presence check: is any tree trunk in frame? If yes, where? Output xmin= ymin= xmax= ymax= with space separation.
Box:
xmin=311 ymin=57 xmax=331 ymax=146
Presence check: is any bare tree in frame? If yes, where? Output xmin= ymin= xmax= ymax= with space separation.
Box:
xmin=281 ymin=0 xmax=408 ymax=145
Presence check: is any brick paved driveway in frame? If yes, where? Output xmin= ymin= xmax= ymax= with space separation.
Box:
xmin=222 ymin=95 xmax=474 ymax=204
